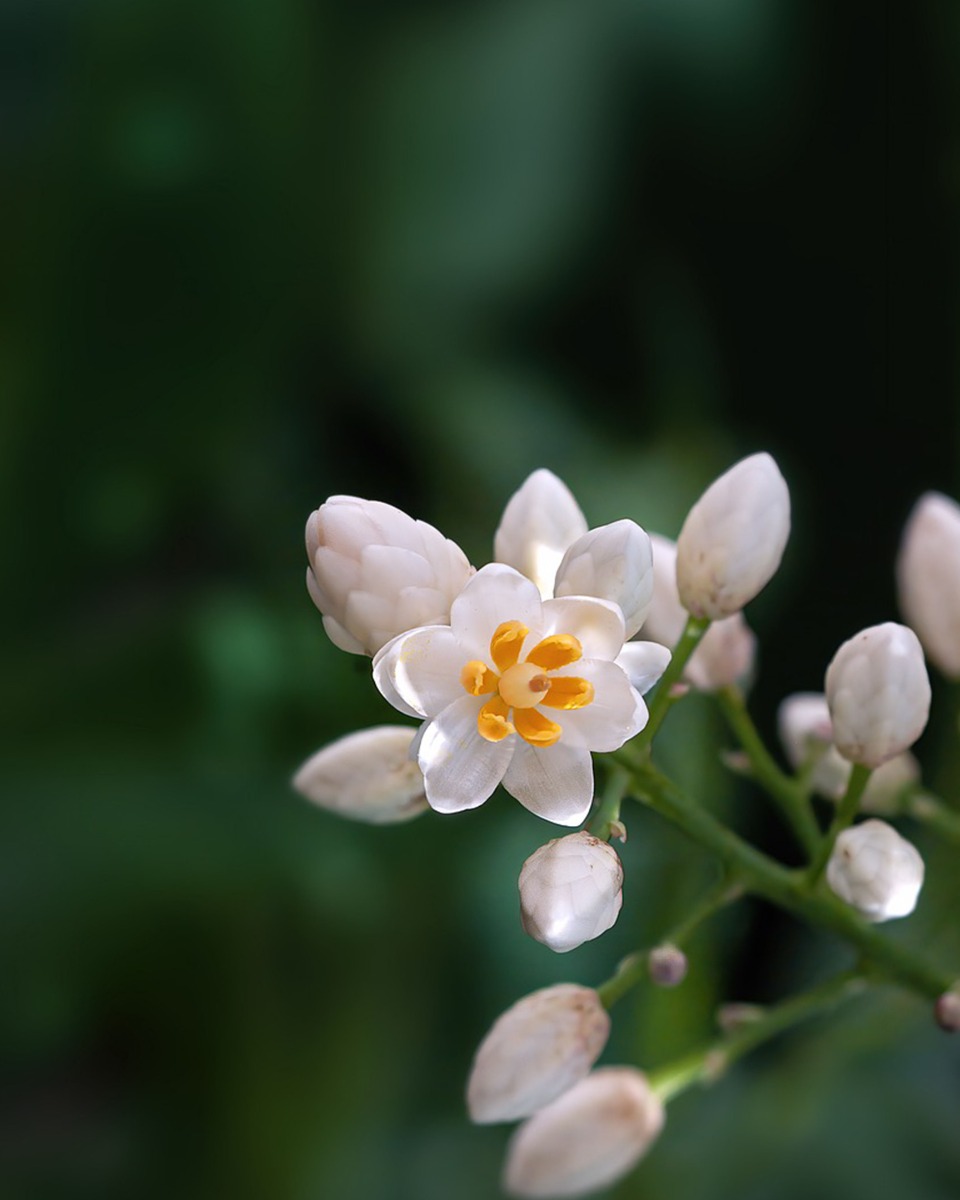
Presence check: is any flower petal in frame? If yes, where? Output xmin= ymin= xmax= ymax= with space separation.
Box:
xmin=503 ymin=742 xmax=594 ymax=826
xmin=494 ymin=470 xmax=588 ymax=599
xmin=418 ymin=695 xmax=515 ymax=813
xmin=540 ymin=596 xmax=625 ymax=661
xmin=373 ymin=625 xmax=465 ymax=718
xmin=615 ymin=641 xmax=672 ymax=695
xmin=450 ymin=564 xmax=544 ymax=658
xmin=550 ymin=660 xmax=647 ymax=752
xmin=554 ymin=520 xmax=654 ymax=640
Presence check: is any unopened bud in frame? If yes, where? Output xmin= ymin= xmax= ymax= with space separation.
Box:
xmin=494 ymin=469 xmax=588 ymax=599
xmin=824 ymin=623 xmax=931 ymax=768
xmin=897 ymin=491 xmax=960 ymax=678
xmin=826 ymin=819 xmax=925 ymax=922
xmin=648 ymin=944 xmax=688 ymax=988
xmin=934 ymin=987 xmax=960 ymax=1032
xmin=503 ymin=1068 xmax=665 ymax=1199
xmin=305 ymin=495 xmax=473 ymax=655
xmin=292 ymin=726 xmax=427 ymax=823
xmin=519 ymin=833 xmax=623 ymax=953
xmin=675 ymin=452 xmax=790 ymax=620
xmin=554 ymin=520 xmax=654 ymax=639
xmin=466 ymin=985 xmax=610 ymax=1124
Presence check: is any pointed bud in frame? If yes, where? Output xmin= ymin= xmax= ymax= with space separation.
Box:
xmin=305 ymin=496 xmax=473 ymax=655
xmin=494 ymin=470 xmax=588 ymax=599
xmin=292 ymin=726 xmax=427 ymax=823
xmin=554 ymin=520 xmax=654 ymax=639
xmin=826 ymin=819 xmax=924 ymax=922
xmin=466 ymin=985 xmax=610 ymax=1124
xmin=825 ymin=623 xmax=931 ymax=768
xmin=675 ymin=452 xmax=790 ymax=620
xmin=648 ymin=944 xmax=688 ymax=988
xmin=519 ymin=833 xmax=623 ymax=953
xmin=503 ymin=1068 xmax=665 ymax=1199
xmin=897 ymin=491 xmax=960 ymax=678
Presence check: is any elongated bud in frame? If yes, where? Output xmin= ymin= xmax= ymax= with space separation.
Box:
xmin=495 ymin=469 xmax=589 ymax=599
xmin=466 ymin=985 xmax=610 ymax=1124
xmin=503 ymin=1068 xmax=665 ymax=1199
xmin=292 ymin=726 xmax=428 ymax=823
xmin=519 ymin=833 xmax=623 ymax=953
xmin=897 ymin=491 xmax=960 ymax=678
xmin=824 ymin=623 xmax=931 ymax=768
xmin=675 ymin=452 xmax=790 ymax=620
xmin=305 ymin=496 xmax=473 ymax=655
xmin=554 ymin=520 xmax=654 ymax=639
xmin=826 ymin=819 xmax=924 ymax=922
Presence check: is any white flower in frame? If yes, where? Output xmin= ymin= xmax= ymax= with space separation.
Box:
xmin=292 ymin=726 xmax=428 ymax=823
xmin=824 ymin=623 xmax=931 ymax=768
xmin=305 ymin=495 xmax=473 ymax=655
xmin=466 ymin=985 xmax=610 ymax=1124
xmin=502 ymin=1068 xmax=665 ymax=1199
xmin=519 ymin=832 xmax=623 ymax=952
xmin=826 ymin=819 xmax=925 ymax=922
xmin=641 ymin=533 xmax=756 ymax=691
xmin=373 ymin=564 xmax=647 ymax=825
xmin=675 ymin=452 xmax=790 ymax=620
xmin=897 ymin=491 xmax=960 ymax=678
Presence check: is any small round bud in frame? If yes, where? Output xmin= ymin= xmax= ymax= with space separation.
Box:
xmin=897 ymin=491 xmax=960 ymax=678
xmin=554 ymin=520 xmax=654 ymax=639
xmin=934 ymin=987 xmax=960 ymax=1033
xmin=292 ymin=726 xmax=427 ymax=823
xmin=824 ymin=623 xmax=931 ymax=768
xmin=826 ymin=819 xmax=925 ymax=922
xmin=519 ymin=833 xmax=623 ymax=953
xmin=466 ymin=985 xmax=610 ymax=1124
xmin=675 ymin=452 xmax=791 ymax=620
xmin=503 ymin=1068 xmax=665 ymax=1199
xmin=648 ymin=944 xmax=688 ymax=988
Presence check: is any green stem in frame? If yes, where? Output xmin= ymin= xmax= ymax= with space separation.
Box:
xmin=808 ymin=763 xmax=872 ymax=884
xmin=634 ymin=616 xmax=710 ymax=754
xmin=588 ymin=764 xmax=630 ymax=841
xmin=647 ymin=969 xmax=867 ymax=1102
xmin=907 ymin=789 xmax=960 ymax=845
xmin=716 ymin=685 xmax=821 ymax=857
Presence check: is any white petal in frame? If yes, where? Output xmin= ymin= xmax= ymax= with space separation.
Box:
xmin=540 ymin=596 xmax=625 ymax=661
xmin=373 ymin=625 xmax=467 ymax=717
xmin=503 ymin=743 xmax=594 ymax=826
xmin=450 ymin=564 xmax=544 ymax=657
xmin=554 ymin=520 xmax=654 ymax=639
xmin=550 ymin=660 xmax=647 ymax=752
xmin=494 ymin=470 xmax=588 ymax=598
xmin=418 ymin=695 xmax=514 ymax=813
xmin=615 ymin=642 xmax=672 ymax=695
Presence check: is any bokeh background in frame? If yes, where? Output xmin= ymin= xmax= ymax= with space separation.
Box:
xmin=3 ymin=1 xmax=960 ymax=1197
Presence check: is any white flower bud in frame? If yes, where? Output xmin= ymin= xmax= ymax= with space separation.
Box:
xmin=305 ymin=496 xmax=473 ymax=655
xmin=292 ymin=726 xmax=428 ymax=823
xmin=519 ymin=833 xmax=623 ymax=953
xmin=466 ymin=985 xmax=610 ymax=1124
xmin=554 ymin=520 xmax=654 ymax=639
xmin=826 ymin=819 xmax=924 ymax=922
xmin=824 ymin=623 xmax=931 ymax=768
xmin=935 ymin=987 xmax=960 ymax=1033
xmin=897 ymin=491 xmax=960 ymax=678
xmin=675 ymin=452 xmax=790 ymax=620
xmin=494 ymin=470 xmax=589 ymax=599
xmin=503 ymin=1068 xmax=665 ymax=1199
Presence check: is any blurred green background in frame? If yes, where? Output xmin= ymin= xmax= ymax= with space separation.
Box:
xmin=3 ymin=1 xmax=960 ymax=1197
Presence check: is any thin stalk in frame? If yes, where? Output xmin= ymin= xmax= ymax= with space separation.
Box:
xmin=634 ymin=615 xmax=710 ymax=754
xmin=907 ymin=789 xmax=960 ymax=845
xmin=588 ymin=763 xmax=630 ymax=841
xmin=808 ymin=763 xmax=872 ymax=884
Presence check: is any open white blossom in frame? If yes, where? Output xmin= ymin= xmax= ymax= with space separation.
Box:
xmin=467 ymin=985 xmax=610 ymax=1124
xmin=292 ymin=725 xmax=427 ymax=823
xmin=897 ymin=491 xmax=960 ymax=678
xmin=519 ymin=832 xmax=623 ymax=952
xmin=826 ymin=819 xmax=925 ymax=922
xmin=305 ymin=495 xmax=473 ymax=655
xmin=373 ymin=564 xmax=647 ymax=825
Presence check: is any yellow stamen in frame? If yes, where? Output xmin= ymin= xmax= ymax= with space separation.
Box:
xmin=478 ymin=695 xmax=515 ymax=742
xmin=498 ymin=662 xmax=551 ymax=709
xmin=514 ymin=708 xmax=562 ymax=747
xmin=540 ymin=676 xmax=595 ymax=710
xmin=461 ymin=660 xmax=498 ymax=696
xmin=489 ymin=621 xmax=528 ymax=673
xmin=526 ymin=634 xmax=583 ymax=671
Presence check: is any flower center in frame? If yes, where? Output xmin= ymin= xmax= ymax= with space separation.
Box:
xmin=459 ymin=620 xmax=595 ymax=748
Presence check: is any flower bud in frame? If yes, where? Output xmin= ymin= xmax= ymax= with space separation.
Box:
xmin=826 ymin=819 xmax=924 ymax=922
xmin=466 ymin=985 xmax=610 ymax=1124
xmin=897 ymin=491 xmax=960 ymax=678
xmin=934 ymin=987 xmax=960 ymax=1033
xmin=494 ymin=469 xmax=588 ymax=599
xmin=292 ymin=726 xmax=428 ymax=823
xmin=305 ymin=496 xmax=473 ymax=655
xmin=648 ymin=944 xmax=688 ymax=988
xmin=675 ymin=452 xmax=790 ymax=620
xmin=824 ymin=623 xmax=931 ymax=768
xmin=554 ymin=520 xmax=654 ymax=639
xmin=519 ymin=833 xmax=623 ymax=953
xmin=503 ymin=1068 xmax=665 ymax=1199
